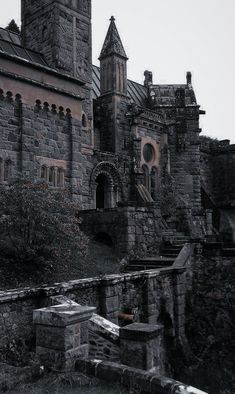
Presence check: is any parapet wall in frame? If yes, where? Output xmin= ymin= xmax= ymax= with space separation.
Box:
xmin=76 ymin=358 xmax=207 ymax=394
xmin=0 ymin=245 xmax=193 ymax=362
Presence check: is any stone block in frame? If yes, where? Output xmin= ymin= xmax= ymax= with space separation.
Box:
xmin=36 ymin=343 xmax=88 ymax=371
xmin=120 ymin=323 xmax=164 ymax=373
xmin=34 ymin=302 xmax=96 ymax=371
xmin=33 ymin=304 xmax=96 ymax=327
xmin=36 ymin=324 xmax=80 ymax=351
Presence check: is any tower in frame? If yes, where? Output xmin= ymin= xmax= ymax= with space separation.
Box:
xmin=96 ymin=17 xmax=129 ymax=153
xmin=99 ymin=16 xmax=128 ymax=96
xmin=21 ymin=0 xmax=92 ymax=82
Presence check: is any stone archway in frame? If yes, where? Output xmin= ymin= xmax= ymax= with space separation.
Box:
xmin=90 ymin=162 xmax=123 ymax=209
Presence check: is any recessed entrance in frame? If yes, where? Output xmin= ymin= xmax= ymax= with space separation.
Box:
xmin=96 ymin=174 xmax=111 ymax=209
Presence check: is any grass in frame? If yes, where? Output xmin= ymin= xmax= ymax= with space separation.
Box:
xmin=0 ymin=365 xmax=130 ymax=394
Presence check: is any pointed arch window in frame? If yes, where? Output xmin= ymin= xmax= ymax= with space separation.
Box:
xmin=49 ymin=167 xmax=56 ymax=185
xmin=57 ymin=168 xmax=65 ymax=188
xmin=82 ymin=113 xmax=87 ymax=128
xmin=4 ymin=160 xmax=12 ymax=182
xmin=41 ymin=165 xmax=47 ymax=181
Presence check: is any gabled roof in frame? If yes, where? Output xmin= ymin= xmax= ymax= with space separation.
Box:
xmin=99 ymin=16 xmax=128 ymax=60
xmin=0 ymin=27 xmax=48 ymax=67
xmin=92 ymin=65 xmax=148 ymax=107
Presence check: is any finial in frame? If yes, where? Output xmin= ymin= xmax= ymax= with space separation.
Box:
xmin=110 ymin=16 xmax=115 ymax=22
xmin=187 ymin=71 xmax=192 ymax=86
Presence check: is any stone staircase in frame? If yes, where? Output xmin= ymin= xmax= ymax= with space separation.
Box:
xmin=124 ymin=230 xmax=190 ymax=272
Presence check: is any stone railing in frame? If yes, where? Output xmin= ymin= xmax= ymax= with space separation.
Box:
xmin=0 ymin=243 xmax=196 ymax=360
xmin=76 ymin=358 xmax=208 ymax=394
xmin=88 ymin=314 xmax=120 ymax=362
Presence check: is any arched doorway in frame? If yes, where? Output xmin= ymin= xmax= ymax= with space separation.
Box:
xmin=96 ymin=173 xmax=112 ymax=209
xmin=91 ymin=162 xmax=124 ymax=210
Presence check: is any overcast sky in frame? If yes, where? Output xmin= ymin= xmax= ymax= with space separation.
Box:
xmin=0 ymin=0 xmax=234 ymax=142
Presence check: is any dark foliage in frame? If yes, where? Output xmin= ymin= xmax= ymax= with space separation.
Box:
xmin=0 ymin=180 xmax=88 ymax=269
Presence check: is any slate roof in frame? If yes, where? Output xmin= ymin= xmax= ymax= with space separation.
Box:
xmin=0 ymin=27 xmax=48 ymax=67
xmin=0 ymin=27 xmax=196 ymax=107
xmin=99 ymin=16 xmax=128 ymax=60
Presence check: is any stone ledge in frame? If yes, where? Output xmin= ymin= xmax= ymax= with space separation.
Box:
xmin=89 ymin=313 xmax=119 ymax=343
xmin=75 ymin=358 xmax=208 ymax=394
xmin=33 ymin=304 xmax=96 ymax=327
xmin=0 ymin=267 xmax=186 ymax=304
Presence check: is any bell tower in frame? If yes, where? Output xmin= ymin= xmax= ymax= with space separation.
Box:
xmin=21 ymin=0 xmax=92 ymax=82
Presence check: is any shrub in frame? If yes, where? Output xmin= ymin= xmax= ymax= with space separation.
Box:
xmin=0 ymin=180 xmax=88 ymax=267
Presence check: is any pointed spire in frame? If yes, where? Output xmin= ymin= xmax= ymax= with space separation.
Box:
xmin=99 ymin=16 xmax=128 ymax=60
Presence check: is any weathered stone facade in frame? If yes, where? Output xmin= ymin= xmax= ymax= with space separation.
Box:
xmin=1 ymin=0 xmax=235 ymax=249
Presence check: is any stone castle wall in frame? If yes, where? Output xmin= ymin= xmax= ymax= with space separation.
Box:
xmin=168 ymin=107 xmax=201 ymax=213
xmin=200 ymin=141 xmax=235 ymax=208
xmin=185 ymin=247 xmax=234 ymax=393
xmin=80 ymin=205 xmax=163 ymax=257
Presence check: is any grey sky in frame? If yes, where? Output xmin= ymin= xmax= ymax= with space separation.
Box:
xmin=0 ymin=0 xmax=234 ymax=142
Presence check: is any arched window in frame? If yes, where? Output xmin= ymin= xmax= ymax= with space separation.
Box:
xmin=49 ymin=167 xmax=55 ymax=185
xmin=143 ymin=143 xmax=155 ymax=164
xmin=82 ymin=113 xmax=87 ymax=128
xmin=4 ymin=160 xmax=12 ymax=182
xmin=57 ymin=168 xmax=65 ymax=188
xmin=41 ymin=165 xmax=47 ymax=181
xmin=142 ymin=165 xmax=150 ymax=192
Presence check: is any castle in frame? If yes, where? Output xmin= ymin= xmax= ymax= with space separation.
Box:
xmin=0 ymin=0 xmax=235 ymax=255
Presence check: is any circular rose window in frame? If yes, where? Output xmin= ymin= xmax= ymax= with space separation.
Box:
xmin=143 ymin=143 xmax=155 ymax=163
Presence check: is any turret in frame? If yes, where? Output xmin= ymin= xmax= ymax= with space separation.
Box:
xmin=99 ymin=16 xmax=128 ymax=96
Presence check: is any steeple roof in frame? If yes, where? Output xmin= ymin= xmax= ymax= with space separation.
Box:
xmin=99 ymin=16 xmax=128 ymax=60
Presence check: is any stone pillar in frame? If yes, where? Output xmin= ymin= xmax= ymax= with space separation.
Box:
xmin=120 ymin=323 xmax=165 ymax=375
xmin=33 ymin=303 xmax=96 ymax=371
xmin=142 ymin=273 xmax=158 ymax=324
xmin=99 ymin=277 xmax=119 ymax=324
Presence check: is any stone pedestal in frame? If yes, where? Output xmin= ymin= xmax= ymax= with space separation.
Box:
xmin=33 ymin=303 xmax=96 ymax=371
xmin=120 ymin=323 xmax=164 ymax=375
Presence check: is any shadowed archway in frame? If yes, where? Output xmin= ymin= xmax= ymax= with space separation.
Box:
xmin=90 ymin=162 xmax=123 ymax=209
